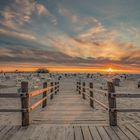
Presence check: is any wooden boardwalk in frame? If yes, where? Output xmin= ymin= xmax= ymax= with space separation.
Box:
xmin=33 ymin=79 xmax=107 ymax=125
xmin=0 ymin=78 xmax=140 ymax=140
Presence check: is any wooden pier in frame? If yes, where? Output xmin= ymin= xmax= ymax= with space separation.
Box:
xmin=0 ymin=78 xmax=140 ymax=140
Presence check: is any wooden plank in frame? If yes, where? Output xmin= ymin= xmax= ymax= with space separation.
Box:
xmin=46 ymin=126 xmax=65 ymax=140
xmin=82 ymin=126 xmax=92 ymax=140
xmin=33 ymin=120 xmax=107 ymax=125
xmin=131 ymin=124 xmax=140 ymax=132
xmin=0 ymin=125 xmax=13 ymax=140
xmin=74 ymin=126 xmax=83 ymax=140
xmin=89 ymin=96 xmax=109 ymax=110
xmin=114 ymin=93 xmax=140 ymax=98
xmin=116 ymin=109 xmax=140 ymax=112
xmin=119 ymin=125 xmax=138 ymax=140
xmin=104 ymin=126 xmax=120 ymax=140
xmin=0 ymin=93 xmax=20 ymax=98
xmin=2 ymin=126 xmax=20 ymax=140
xmin=37 ymin=125 xmax=50 ymax=140
xmin=125 ymin=123 xmax=140 ymax=139
xmin=97 ymin=126 xmax=111 ymax=140
xmin=29 ymin=92 xmax=53 ymax=111
xmin=10 ymin=127 xmax=29 ymax=140
xmin=54 ymin=126 xmax=65 ymax=140
xmin=66 ymin=126 xmax=74 ymax=140
xmin=0 ymin=109 xmax=22 ymax=112
xmin=26 ymin=125 xmax=43 ymax=140
xmin=93 ymin=88 xmax=107 ymax=96
xmin=0 ymin=126 xmax=6 ymax=132
xmin=89 ymin=126 xmax=101 ymax=140
xmin=112 ymin=126 xmax=129 ymax=140
xmin=29 ymin=86 xmax=54 ymax=97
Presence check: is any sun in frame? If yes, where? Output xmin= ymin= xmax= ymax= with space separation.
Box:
xmin=107 ymin=68 xmax=113 ymax=72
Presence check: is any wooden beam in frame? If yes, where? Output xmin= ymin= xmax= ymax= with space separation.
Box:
xmin=79 ymin=82 xmax=81 ymax=94
xmin=93 ymin=88 xmax=107 ymax=96
xmin=108 ymin=82 xmax=117 ymax=126
xmin=0 ymin=109 xmax=22 ymax=112
xmin=28 ymin=87 xmax=53 ymax=97
xmin=21 ymin=81 xmax=30 ymax=126
xmin=42 ymin=82 xmax=47 ymax=108
xmin=82 ymin=82 xmax=86 ymax=99
xmin=83 ymin=92 xmax=109 ymax=110
xmin=116 ymin=109 xmax=140 ymax=112
xmin=89 ymin=82 xmax=94 ymax=108
xmin=55 ymin=82 xmax=57 ymax=95
xmin=29 ymin=92 xmax=53 ymax=111
xmin=50 ymin=82 xmax=54 ymax=100
xmin=0 ymin=93 xmax=20 ymax=98
xmin=112 ymin=93 xmax=140 ymax=98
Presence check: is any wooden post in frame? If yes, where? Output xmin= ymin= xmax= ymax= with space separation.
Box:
xmin=90 ymin=82 xmax=94 ymax=108
xmin=79 ymin=82 xmax=81 ymax=94
xmin=108 ymin=82 xmax=117 ymax=126
xmin=42 ymin=82 xmax=47 ymax=108
xmin=76 ymin=82 xmax=79 ymax=92
xmin=57 ymin=82 xmax=60 ymax=92
xmin=21 ymin=82 xmax=29 ymax=126
xmin=50 ymin=82 xmax=53 ymax=100
xmin=82 ymin=82 xmax=86 ymax=99
xmin=55 ymin=82 xmax=57 ymax=94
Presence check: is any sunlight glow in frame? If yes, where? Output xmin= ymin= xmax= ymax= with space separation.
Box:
xmin=106 ymin=68 xmax=113 ymax=73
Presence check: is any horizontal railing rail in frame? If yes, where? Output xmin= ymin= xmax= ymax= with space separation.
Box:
xmin=0 ymin=93 xmax=21 ymax=98
xmin=77 ymin=80 xmax=140 ymax=126
xmin=0 ymin=80 xmax=59 ymax=126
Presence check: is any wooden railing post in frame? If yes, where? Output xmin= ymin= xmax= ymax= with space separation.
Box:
xmin=50 ymin=82 xmax=54 ymax=100
xmin=76 ymin=82 xmax=79 ymax=92
xmin=90 ymin=82 xmax=94 ymax=108
xmin=57 ymin=82 xmax=59 ymax=93
xmin=21 ymin=81 xmax=29 ymax=126
xmin=82 ymin=82 xmax=86 ymax=99
xmin=108 ymin=82 xmax=117 ymax=126
xmin=42 ymin=82 xmax=47 ymax=108
xmin=79 ymin=82 xmax=81 ymax=94
xmin=55 ymin=82 xmax=57 ymax=94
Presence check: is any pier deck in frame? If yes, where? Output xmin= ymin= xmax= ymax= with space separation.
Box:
xmin=0 ymin=79 xmax=140 ymax=140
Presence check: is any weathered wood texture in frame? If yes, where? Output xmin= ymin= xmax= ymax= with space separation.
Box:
xmin=107 ymin=82 xmax=117 ymax=126
xmin=42 ymin=82 xmax=47 ymax=108
xmin=21 ymin=81 xmax=30 ymax=126
xmin=0 ymin=79 xmax=140 ymax=139
xmin=33 ymin=79 xmax=107 ymax=125
xmin=0 ymin=123 xmax=140 ymax=140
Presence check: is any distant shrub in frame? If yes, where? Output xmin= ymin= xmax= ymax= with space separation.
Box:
xmin=36 ymin=68 xmax=49 ymax=73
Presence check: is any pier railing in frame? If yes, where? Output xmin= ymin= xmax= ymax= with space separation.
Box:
xmin=0 ymin=80 xmax=59 ymax=126
xmin=77 ymin=80 xmax=140 ymax=126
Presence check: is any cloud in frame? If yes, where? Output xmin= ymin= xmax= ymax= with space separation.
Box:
xmin=47 ymin=29 xmax=140 ymax=65
xmin=58 ymin=5 xmax=101 ymax=32
xmin=35 ymin=4 xmax=47 ymax=16
xmin=0 ymin=0 xmax=57 ymax=29
xmin=0 ymin=28 xmax=36 ymax=41
xmin=0 ymin=46 xmax=139 ymax=70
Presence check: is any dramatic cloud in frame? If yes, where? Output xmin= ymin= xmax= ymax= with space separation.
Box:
xmin=0 ymin=28 xmax=36 ymax=41
xmin=0 ymin=0 xmax=140 ymax=72
xmin=0 ymin=0 xmax=57 ymax=29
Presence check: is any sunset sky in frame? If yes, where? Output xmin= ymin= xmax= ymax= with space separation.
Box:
xmin=0 ymin=0 xmax=140 ymax=72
